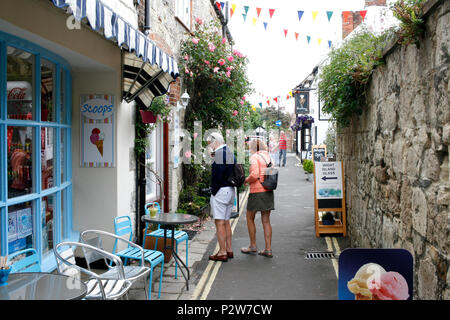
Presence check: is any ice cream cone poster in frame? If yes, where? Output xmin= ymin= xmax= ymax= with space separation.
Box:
xmin=80 ymin=94 xmax=115 ymax=167
xmin=338 ymin=249 xmax=413 ymax=300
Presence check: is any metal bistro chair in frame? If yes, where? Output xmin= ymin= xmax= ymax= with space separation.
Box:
xmin=143 ymin=202 xmax=189 ymax=279
xmin=81 ymin=228 xmax=161 ymax=300
xmin=54 ymin=241 xmax=133 ymax=300
xmin=112 ymin=217 xmax=164 ymax=299
xmin=8 ymin=248 xmax=41 ymax=273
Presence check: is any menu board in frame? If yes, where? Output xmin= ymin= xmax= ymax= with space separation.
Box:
xmin=312 ymin=145 xmax=327 ymax=162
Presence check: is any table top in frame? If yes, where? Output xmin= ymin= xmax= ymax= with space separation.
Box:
xmin=0 ymin=272 xmax=87 ymax=300
xmin=142 ymin=213 xmax=199 ymax=225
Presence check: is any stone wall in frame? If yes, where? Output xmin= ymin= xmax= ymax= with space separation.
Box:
xmin=336 ymin=0 xmax=449 ymax=299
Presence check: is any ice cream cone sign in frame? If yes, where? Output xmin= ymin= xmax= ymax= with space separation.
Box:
xmin=90 ymin=128 xmax=104 ymax=157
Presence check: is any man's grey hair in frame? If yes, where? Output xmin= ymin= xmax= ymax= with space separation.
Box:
xmin=206 ymin=132 xmax=225 ymax=146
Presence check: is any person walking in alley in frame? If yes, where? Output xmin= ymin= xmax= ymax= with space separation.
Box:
xmin=241 ymin=139 xmax=274 ymax=258
xmin=277 ymin=131 xmax=287 ymax=167
xmin=208 ymin=132 xmax=236 ymax=262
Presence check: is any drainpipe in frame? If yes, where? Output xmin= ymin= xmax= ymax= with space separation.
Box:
xmin=144 ymin=0 xmax=151 ymax=34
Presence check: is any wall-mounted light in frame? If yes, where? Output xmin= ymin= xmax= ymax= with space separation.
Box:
xmin=177 ymin=90 xmax=190 ymax=111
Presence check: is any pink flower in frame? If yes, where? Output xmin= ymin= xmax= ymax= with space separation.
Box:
xmin=242 ymin=96 xmax=246 ymax=101
xmin=192 ymin=38 xmax=199 ymax=44
xmin=208 ymin=43 xmax=216 ymax=52
xmin=226 ymin=55 xmax=234 ymax=62
xmin=226 ymin=71 xmax=231 ymax=77
xmin=184 ymin=55 xmax=189 ymax=61
xmin=222 ymin=38 xmax=227 ymax=44
xmin=226 ymin=66 xmax=234 ymax=72
xmin=213 ymin=67 xmax=219 ymax=73
xmin=240 ymin=100 xmax=244 ymax=105
xmin=204 ymin=60 xmax=210 ymax=65
xmin=185 ymin=151 xmax=192 ymax=158
xmin=195 ymin=17 xmax=203 ymax=25
xmin=193 ymin=132 xmax=198 ymax=140
xmin=232 ymin=110 xmax=238 ymax=116
xmin=190 ymin=71 xmax=193 ymax=77
xmin=185 ymin=68 xmax=190 ymax=74
xmin=218 ymin=59 xmax=226 ymax=66
xmin=232 ymin=49 xmax=242 ymax=57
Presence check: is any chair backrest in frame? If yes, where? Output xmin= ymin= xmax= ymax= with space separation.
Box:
xmin=8 ymin=248 xmax=41 ymax=273
xmin=114 ymin=216 xmax=133 ymax=241
xmin=53 ymin=244 xmax=80 ymax=278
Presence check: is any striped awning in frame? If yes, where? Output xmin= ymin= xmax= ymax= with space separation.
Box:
xmin=51 ymin=0 xmax=180 ymax=106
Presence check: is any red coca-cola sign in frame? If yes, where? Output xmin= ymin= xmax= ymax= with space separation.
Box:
xmin=8 ymin=87 xmax=27 ymax=100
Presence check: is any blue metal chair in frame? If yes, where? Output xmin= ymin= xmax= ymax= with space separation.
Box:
xmin=112 ymin=216 xmax=164 ymax=299
xmin=8 ymin=248 xmax=41 ymax=273
xmin=143 ymin=202 xmax=189 ymax=279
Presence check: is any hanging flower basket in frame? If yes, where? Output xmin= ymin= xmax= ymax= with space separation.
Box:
xmin=139 ymin=110 xmax=157 ymax=123
xmin=291 ymin=115 xmax=314 ymax=131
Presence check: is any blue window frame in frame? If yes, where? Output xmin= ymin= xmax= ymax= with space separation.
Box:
xmin=0 ymin=31 xmax=72 ymax=272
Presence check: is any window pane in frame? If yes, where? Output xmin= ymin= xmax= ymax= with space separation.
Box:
xmin=41 ymin=194 xmax=55 ymax=255
xmin=61 ymin=188 xmax=66 ymax=240
xmin=42 ymin=127 xmax=55 ymax=190
xmin=60 ymin=69 xmax=66 ymax=124
xmin=41 ymin=59 xmax=55 ymax=122
xmin=8 ymin=202 xmax=33 ymax=255
xmin=61 ymin=129 xmax=65 ymax=183
xmin=8 ymin=126 xmax=33 ymax=198
xmin=7 ymin=47 xmax=34 ymax=120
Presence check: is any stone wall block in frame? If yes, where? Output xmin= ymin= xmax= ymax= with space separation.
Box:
xmin=421 ymin=148 xmax=441 ymax=181
xmin=411 ymin=187 xmax=428 ymax=237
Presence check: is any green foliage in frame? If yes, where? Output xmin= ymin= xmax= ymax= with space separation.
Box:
xmin=177 ymin=186 xmax=208 ymax=217
xmin=302 ymin=159 xmax=314 ymax=174
xmin=390 ymin=0 xmax=426 ymax=46
xmin=324 ymin=122 xmax=337 ymax=155
xmin=147 ymin=95 xmax=172 ymax=122
xmin=318 ymin=29 xmax=388 ymax=128
xmin=260 ymin=106 xmax=292 ymax=130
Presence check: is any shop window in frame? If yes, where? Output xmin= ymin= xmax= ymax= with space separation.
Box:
xmin=41 ymin=194 xmax=55 ymax=256
xmin=8 ymin=202 xmax=34 ymax=254
xmin=7 ymin=126 xmax=33 ymax=198
xmin=175 ymin=0 xmax=191 ymax=31
xmin=7 ymin=47 xmax=34 ymax=120
xmin=145 ymin=122 xmax=162 ymax=201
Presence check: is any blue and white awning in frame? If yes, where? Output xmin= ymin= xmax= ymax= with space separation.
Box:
xmin=52 ymin=0 xmax=179 ymax=106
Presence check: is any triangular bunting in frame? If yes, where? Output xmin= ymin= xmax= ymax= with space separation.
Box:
xmin=244 ymin=6 xmax=249 ymax=15
xmin=267 ymin=100 xmax=270 ymax=106
xmin=259 ymin=102 xmax=263 ymax=108
xmin=243 ymin=13 xmax=247 ymax=22
xmin=263 ymin=22 xmax=268 ymax=30
xmin=256 ymin=7 xmax=262 ymax=17
xmin=284 ymin=29 xmax=288 ymax=38
xmin=232 ymin=3 xmax=236 ymax=12
xmin=342 ymin=11 xmax=351 ymax=21
xmin=269 ymin=9 xmax=275 ymax=19
xmin=326 ymin=11 xmax=333 ymax=22
xmin=230 ymin=8 xmax=234 ymax=17
xmin=318 ymin=38 xmax=322 ymax=46
xmin=359 ymin=10 xmax=368 ymax=21
xmin=274 ymin=97 xmax=278 ymax=103
xmin=295 ymin=32 xmax=299 ymax=40
xmin=312 ymin=11 xmax=319 ymax=22
xmin=252 ymin=17 xmax=257 ymax=26
xmin=307 ymin=35 xmax=311 ymax=44
xmin=297 ymin=10 xmax=304 ymax=22
xmin=328 ymin=40 xmax=332 ymax=48
xmin=216 ymin=2 xmax=221 ymax=10
xmin=220 ymin=2 xmax=225 ymax=10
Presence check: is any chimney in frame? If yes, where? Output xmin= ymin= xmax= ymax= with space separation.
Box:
xmin=342 ymin=0 xmax=387 ymax=39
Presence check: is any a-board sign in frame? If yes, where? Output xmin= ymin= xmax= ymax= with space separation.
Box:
xmin=315 ymin=161 xmax=343 ymax=199
xmin=312 ymin=145 xmax=327 ymax=162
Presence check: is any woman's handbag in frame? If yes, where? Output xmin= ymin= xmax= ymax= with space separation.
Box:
xmin=257 ymin=154 xmax=278 ymax=191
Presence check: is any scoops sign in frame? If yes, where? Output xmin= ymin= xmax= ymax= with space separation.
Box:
xmin=81 ymin=98 xmax=114 ymax=120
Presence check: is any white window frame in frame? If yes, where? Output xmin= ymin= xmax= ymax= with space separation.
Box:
xmin=175 ymin=0 xmax=191 ymax=31
xmin=145 ymin=121 xmax=163 ymax=202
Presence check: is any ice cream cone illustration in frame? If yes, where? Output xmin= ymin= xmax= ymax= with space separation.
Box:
xmin=90 ymin=128 xmax=104 ymax=157
xmin=347 ymin=263 xmax=386 ymax=300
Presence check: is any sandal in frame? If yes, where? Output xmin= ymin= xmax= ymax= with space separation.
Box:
xmin=258 ymin=249 xmax=273 ymax=258
xmin=241 ymin=247 xmax=257 ymax=254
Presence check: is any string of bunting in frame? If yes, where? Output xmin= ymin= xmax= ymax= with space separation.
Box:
xmin=215 ymin=1 xmax=368 ymax=48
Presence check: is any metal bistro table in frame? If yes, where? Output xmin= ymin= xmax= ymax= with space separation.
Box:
xmin=0 ymin=272 xmax=87 ymax=300
xmin=142 ymin=213 xmax=198 ymax=290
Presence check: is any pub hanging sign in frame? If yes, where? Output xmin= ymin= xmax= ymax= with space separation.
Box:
xmin=294 ymin=90 xmax=309 ymax=114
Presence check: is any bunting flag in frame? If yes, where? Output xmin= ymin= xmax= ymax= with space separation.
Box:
xmin=328 ymin=40 xmax=332 ymax=48
xmin=269 ymin=9 xmax=275 ymax=19
xmin=244 ymin=6 xmax=249 ymax=15
xmin=297 ymin=10 xmax=304 ymax=22
xmin=312 ymin=11 xmax=319 ymax=22
xmin=342 ymin=11 xmax=351 ymax=21
xmin=326 ymin=11 xmax=334 ymax=21
xmin=256 ymin=7 xmax=262 ymax=17
xmin=252 ymin=17 xmax=257 ymax=26
xmin=307 ymin=35 xmax=311 ymax=44
xmin=243 ymin=13 xmax=247 ymax=22
xmin=232 ymin=3 xmax=236 ymax=12
xmin=295 ymin=32 xmax=299 ymax=40
xmin=263 ymin=22 xmax=268 ymax=30
xmin=318 ymin=38 xmax=322 ymax=46
xmin=274 ymin=97 xmax=278 ymax=103
xmin=259 ymin=102 xmax=263 ymax=108
xmin=359 ymin=10 xmax=368 ymax=21
xmin=220 ymin=2 xmax=225 ymax=10
xmin=215 ymin=2 xmax=221 ymax=10
xmin=266 ymin=99 xmax=270 ymax=106
xmin=284 ymin=29 xmax=288 ymax=37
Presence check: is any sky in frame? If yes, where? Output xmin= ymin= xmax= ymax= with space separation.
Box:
xmin=224 ymin=0 xmax=368 ymax=114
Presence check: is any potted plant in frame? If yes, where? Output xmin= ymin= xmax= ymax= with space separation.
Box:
xmin=302 ymin=159 xmax=314 ymax=181
xmin=139 ymin=95 xmax=172 ymax=124
xmin=321 ymin=212 xmax=335 ymax=225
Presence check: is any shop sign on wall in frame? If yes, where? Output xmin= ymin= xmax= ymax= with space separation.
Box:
xmin=80 ymin=95 xmax=115 ymax=167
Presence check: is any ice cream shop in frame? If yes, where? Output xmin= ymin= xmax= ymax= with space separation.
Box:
xmin=0 ymin=0 xmax=179 ymax=272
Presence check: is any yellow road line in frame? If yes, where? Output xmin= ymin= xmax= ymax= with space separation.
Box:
xmin=192 ymin=189 xmax=250 ymax=300
xmin=325 ymin=237 xmax=339 ymax=279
